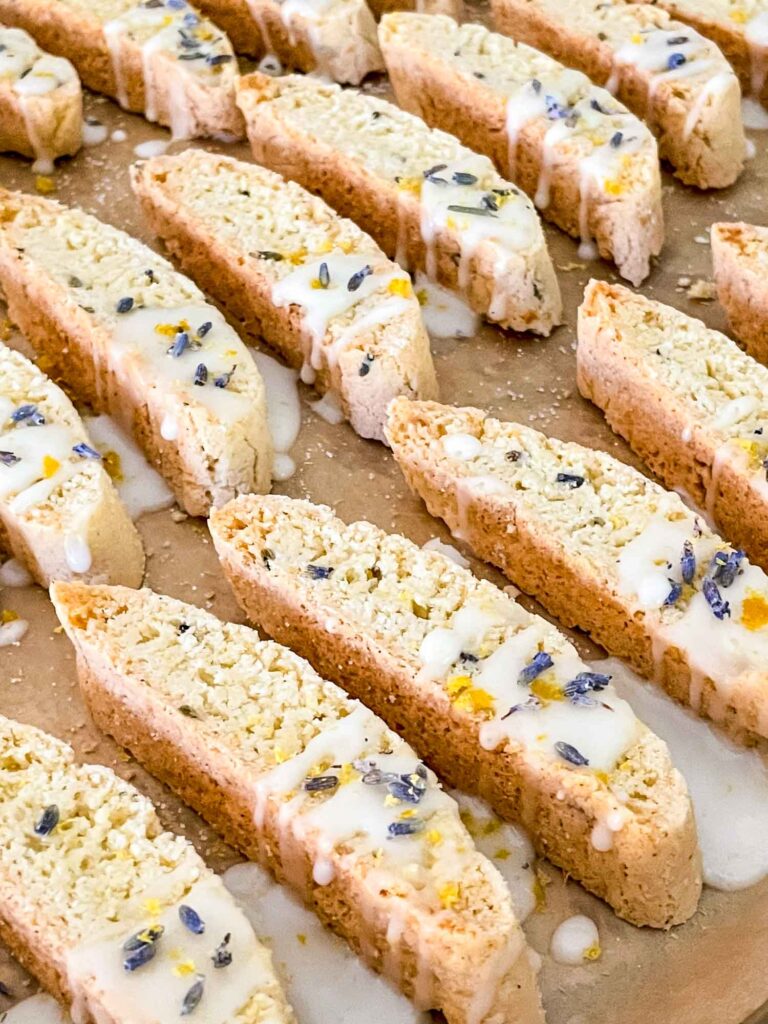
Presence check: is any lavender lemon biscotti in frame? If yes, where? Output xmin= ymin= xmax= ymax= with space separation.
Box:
xmin=711 ymin=221 xmax=768 ymax=364
xmin=0 ymin=343 xmax=144 ymax=588
xmin=235 ymin=73 xmax=562 ymax=336
xmin=628 ymin=0 xmax=768 ymax=106
xmin=0 ymin=714 xmax=295 ymax=1024
xmin=386 ymin=397 xmax=768 ymax=749
xmin=577 ymin=279 xmax=768 ymax=573
xmin=490 ymin=0 xmax=746 ymax=189
xmin=209 ymin=494 xmax=702 ymax=928
xmin=131 ymin=151 xmax=437 ymax=444
xmin=0 ymin=190 xmax=273 ymax=517
xmin=0 ymin=27 xmax=82 ymax=172
xmin=51 ymin=582 xmax=545 ymax=1024
xmin=191 ymin=0 xmax=383 ymax=84
xmin=0 ymin=0 xmax=241 ymax=139
xmin=378 ymin=13 xmax=663 ymax=285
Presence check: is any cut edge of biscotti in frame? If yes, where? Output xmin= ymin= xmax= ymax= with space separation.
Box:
xmin=711 ymin=221 xmax=768 ymax=361
xmin=0 ymin=341 xmax=144 ymax=588
xmin=209 ymin=492 xmax=702 ymax=928
xmin=130 ymin=150 xmax=438 ymax=444
xmin=489 ymin=0 xmax=746 ymax=190
xmin=0 ymin=188 xmax=273 ymax=517
xmin=235 ymin=72 xmax=563 ymax=337
xmin=0 ymin=712 xmax=295 ymax=1023
xmin=50 ymin=580 xmax=544 ymax=1024
xmin=385 ymin=394 xmax=768 ymax=749
xmin=0 ymin=26 xmax=82 ymax=170
xmin=377 ymin=11 xmax=664 ymax=286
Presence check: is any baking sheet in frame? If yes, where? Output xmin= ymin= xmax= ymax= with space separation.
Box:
xmin=2 ymin=14 xmax=768 ymax=1022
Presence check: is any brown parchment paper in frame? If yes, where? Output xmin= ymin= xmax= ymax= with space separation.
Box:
xmin=2 ymin=14 xmax=768 ymax=1021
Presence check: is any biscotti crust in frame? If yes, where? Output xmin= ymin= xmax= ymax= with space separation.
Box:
xmin=711 ymin=221 xmax=768 ymax=364
xmin=210 ymin=495 xmax=702 ymax=928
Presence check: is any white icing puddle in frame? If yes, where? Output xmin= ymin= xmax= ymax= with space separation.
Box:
xmin=0 ymin=558 xmax=33 ymax=587
xmin=132 ymin=138 xmax=169 ymax=159
xmin=0 ymin=619 xmax=28 ymax=646
xmin=1 ymin=993 xmax=67 ymax=1023
xmin=603 ymin=657 xmax=768 ymax=890
xmin=742 ymin=96 xmax=768 ymax=129
xmin=84 ymin=414 xmax=173 ymax=519
xmin=250 ymin=350 xmax=301 ymax=482
xmin=82 ymin=119 xmax=108 ymax=146
xmin=307 ymin=391 xmax=344 ymax=426
xmin=222 ymin=862 xmax=428 ymax=1024
xmin=414 ymin=272 xmax=479 ymax=339
xmin=549 ymin=915 xmax=600 ymax=966
xmin=421 ymin=537 xmax=470 ymax=568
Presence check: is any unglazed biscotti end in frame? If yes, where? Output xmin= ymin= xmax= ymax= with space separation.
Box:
xmin=577 ymin=277 xmax=768 ymax=573
xmin=0 ymin=0 xmax=242 ymax=139
xmin=51 ymin=580 xmax=544 ymax=1024
xmin=386 ymin=395 xmax=768 ymax=751
xmin=0 ymin=27 xmax=82 ymax=169
xmin=490 ymin=0 xmax=746 ymax=189
xmin=0 ymin=343 xmax=144 ymax=588
xmin=235 ymin=72 xmax=562 ymax=336
xmin=378 ymin=12 xmax=663 ymax=285
xmin=711 ymin=221 xmax=768 ymax=364
xmin=210 ymin=493 xmax=702 ymax=928
xmin=131 ymin=151 xmax=437 ymax=444
xmin=0 ymin=712 xmax=295 ymax=1024
xmin=0 ymin=189 xmax=273 ymax=517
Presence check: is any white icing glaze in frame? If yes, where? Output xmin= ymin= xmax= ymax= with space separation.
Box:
xmin=0 ymin=557 xmax=34 ymax=587
xmin=65 ymin=873 xmax=274 ymax=1024
xmin=745 ymin=10 xmax=768 ymax=96
xmin=607 ymin=656 xmax=768 ymax=890
xmin=223 ymin=861 xmax=427 ymax=1024
xmin=742 ymin=94 xmax=768 ymax=127
xmin=413 ymin=272 xmax=479 ymax=339
xmin=84 ymin=414 xmax=174 ymax=519
xmin=2 ymin=993 xmax=67 ymax=1023
xmin=307 ymin=391 xmax=344 ymax=425
xmin=0 ymin=617 xmax=28 ymax=646
xmin=133 ymin=138 xmax=170 ymax=158
xmin=250 ymin=350 xmax=301 ymax=482
xmin=421 ymin=537 xmax=470 ymax=568
xmin=82 ymin=120 xmax=109 ymax=146
xmin=549 ymin=915 xmax=600 ymax=965
xmin=64 ymin=534 xmax=92 ymax=574
xmin=0 ymin=422 xmax=85 ymax=515
xmin=441 ymin=433 xmax=483 ymax=460
xmin=711 ymin=394 xmax=759 ymax=429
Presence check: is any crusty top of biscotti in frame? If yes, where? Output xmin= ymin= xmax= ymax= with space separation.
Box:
xmin=386 ymin=397 xmax=768 ymax=701
xmin=0 ymin=190 xmax=266 ymax=436
xmin=52 ymin=582 xmax=523 ymax=941
xmin=0 ymin=713 xmax=293 ymax=1023
xmin=712 ymin=220 xmax=768 ymax=261
xmin=657 ymin=0 xmax=768 ymax=31
xmin=0 ymin=26 xmax=79 ymax=98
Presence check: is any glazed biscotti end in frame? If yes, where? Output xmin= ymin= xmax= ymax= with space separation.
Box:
xmin=711 ymin=221 xmax=768 ymax=364
xmin=0 ymin=710 xmax=296 ymax=1024
xmin=130 ymin=150 xmax=437 ymax=445
xmin=210 ymin=493 xmax=702 ymax=928
xmin=51 ymin=579 xmax=545 ymax=1024
xmin=0 ymin=342 xmax=144 ymax=588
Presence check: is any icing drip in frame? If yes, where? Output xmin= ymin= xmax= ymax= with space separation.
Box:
xmin=250 ymin=350 xmax=301 ymax=482
xmin=549 ymin=915 xmax=600 ymax=965
xmin=84 ymin=414 xmax=174 ymax=519
xmin=0 ymin=421 xmax=86 ymax=515
xmin=413 ymin=272 xmax=479 ymax=339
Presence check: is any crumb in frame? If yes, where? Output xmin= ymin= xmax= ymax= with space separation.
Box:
xmin=687 ymin=279 xmax=717 ymax=301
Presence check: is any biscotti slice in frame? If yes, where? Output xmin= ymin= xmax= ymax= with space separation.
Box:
xmin=131 ymin=151 xmax=437 ymax=444
xmin=0 ymin=27 xmax=82 ymax=172
xmin=385 ymin=396 xmax=768 ymax=751
xmin=379 ymin=14 xmax=662 ymax=286
xmin=0 ymin=714 xmax=295 ymax=1024
xmin=0 ymin=0 xmax=241 ymax=140
xmin=631 ymin=0 xmax=768 ymax=106
xmin=0 ymin=190 xmax=272 ymax=517
xmin=711 ymin=221 xmax=768 ymax=363
xmin=0 ymin=343 xmax=144 ymax=588
xmin=368 ymin=0 xmax=462 ymax=16
xmin=577 ymin=278 xmax=768 ymax=573
xmin=490 ymin=0 xmax=746 ymax=189
xmin=51 ymin=582 xmax=544 ymax=1024
xmin=192 ymin=0 xmax=383 ymax=85
xmin=235 ymin=73 xmax=562 ymax=336
xmin=210 ymin=494 xmax=702 ymax=928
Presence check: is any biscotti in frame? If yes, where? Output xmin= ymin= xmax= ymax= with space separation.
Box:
xmin=235 ymin=73 xmax=562 ymax=336
xmin=0 ymin=713 xmax=295 ymax=1024
xmin=379 ymin=13 xmax=663 ymax=286
xmin=711 ymin=221 xmax=768 ymax=363
xmin=368 ymin=0 xmax=462 ymax=16
xmin=0 ymin=27 xmax=82 ymax=172
xmin=632 ymin=0 xmax=768 ymax=105
xmin=491 ymin=0 xmax=746 ymax=189
xmin=0 ymin=190 xmax=273 ymax=517
xmin=577 ymin=279 xmax=768 ymax=573
xmin=131 ymin=151 xmax=437 ymax=444
xmin=210 ymin=494 xmax=702 ymax=928
xmin=192 ymin=0 xmax=383 ymax=84
xmin=0 ymin=343 xmax=144 ymax=588
xmin=385 ymin=396 xmax=768 ymax=751
xmin=51 ymin=581 xmax=544 ymax=1024
xmin=0 ymin=0 xmax=241 ymax=139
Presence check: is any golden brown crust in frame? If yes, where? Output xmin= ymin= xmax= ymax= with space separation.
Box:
xmin=711 ymin=221 xmax=768 ymax=365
